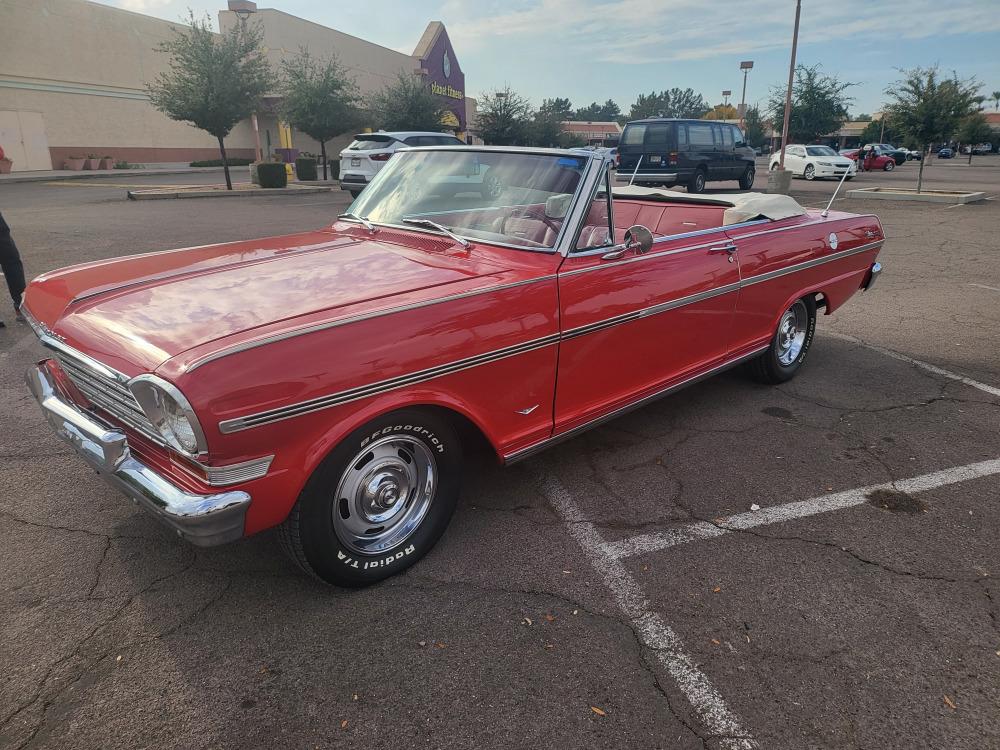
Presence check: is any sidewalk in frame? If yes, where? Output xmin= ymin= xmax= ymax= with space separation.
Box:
xmin=0 ymin=164 xmax=241 ymax=184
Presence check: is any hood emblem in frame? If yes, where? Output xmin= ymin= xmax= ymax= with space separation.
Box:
xmin=828 ymin=233 xmax=838 ymax=250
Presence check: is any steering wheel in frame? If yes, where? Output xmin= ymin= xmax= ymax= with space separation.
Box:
xmin=499 ymin=206 xmax=562 ymax=237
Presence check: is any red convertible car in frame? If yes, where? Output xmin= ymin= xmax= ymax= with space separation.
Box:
xmin=23 ymin=147 xmax=884 ymax=586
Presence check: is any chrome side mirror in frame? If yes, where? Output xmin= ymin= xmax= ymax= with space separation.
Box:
xmin=603 ymin=224 xmax=654 ymax=260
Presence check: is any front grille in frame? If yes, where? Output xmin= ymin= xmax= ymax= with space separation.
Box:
xmin=52 ymin=350 xmax=162 ymax=444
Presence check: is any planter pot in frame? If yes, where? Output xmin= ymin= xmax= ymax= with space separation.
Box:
xmin=100 ymin=158 xmax=114 ymax=170
xmin=64 ymin=158 xmax=86 ymax=171
xmin=0 ymin=159 xmax=12 ymax=175
xmin=83 ymin=158 xmax=100 ymax=170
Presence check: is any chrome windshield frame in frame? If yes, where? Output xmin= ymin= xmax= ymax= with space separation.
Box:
xmin=339 ymin=146 xmax=607 ymax=256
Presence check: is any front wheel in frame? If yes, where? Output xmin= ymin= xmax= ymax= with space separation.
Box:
xmin=883 ymin=161 xmax=895 ymax=172
xmin=738 ymin=166 xmax=755 ymax=190
xmin=803 ymin=164 xmax=816 ymax=180
xmin=746 ymin=296 xmax=817 ymax=384
xmin=278 ymin=409 xmax=462 ymax=587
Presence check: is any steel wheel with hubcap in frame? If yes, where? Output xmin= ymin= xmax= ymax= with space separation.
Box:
xmin=747 ymin=296 xmax=817 ymax=384
xmin=739 ymin=167 xmax=755 ymax=190
xmin=278 ymin=409 xmax=461 ymax=587
xmin=688 ymin=168 xmax=707 ymax=193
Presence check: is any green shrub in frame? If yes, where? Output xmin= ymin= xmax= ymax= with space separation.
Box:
xmin=189 ymin=158 xmax=254 ymax=167
xmin=328 ymin=159 xmax=340 ymax=180
xmin=256 ymin=162 xmax=288 ymax=188
xmin=295 ymin=157 xmax=318 ymax=181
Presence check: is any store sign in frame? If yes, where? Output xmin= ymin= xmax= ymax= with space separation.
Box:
xmin=430 ymin=82 xmax=464 ymax=100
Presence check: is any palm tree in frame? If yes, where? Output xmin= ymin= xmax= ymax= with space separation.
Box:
xmin=993 ymin=91 xmax=1000 ymax=111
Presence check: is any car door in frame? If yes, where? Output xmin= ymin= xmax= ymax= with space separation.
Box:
xmin=553 ymin=169 xmax=742 ymax=434
xmin=785 ymin=146 xmax=806 ymax=174
xmin=715 ymin=122 xmax=737 ymax=177
xmin=685 ymin=122 xmax=716 ymax=179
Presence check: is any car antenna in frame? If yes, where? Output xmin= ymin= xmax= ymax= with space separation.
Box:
xmin=628 ymin=155 xmax=643 ymax=186
xmin=821 ymin=160 xmax=853 ymax=218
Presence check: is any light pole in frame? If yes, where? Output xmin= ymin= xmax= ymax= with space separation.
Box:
xmin=768 ymin=0 xmax=801 ymax=194
xmin=722 ymin=90 xmax=731 ymax=108
xmin=738 ymin=60 xmax=754 ymax=128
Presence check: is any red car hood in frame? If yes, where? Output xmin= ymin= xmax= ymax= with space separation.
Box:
xmin=26 ymin=228 xmax=511 ymax=374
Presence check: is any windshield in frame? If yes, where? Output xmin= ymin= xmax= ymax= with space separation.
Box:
xmin=347 ymin=150 xmax=591 ymax=250
xmin=806 ymin=146 xmax=838 ymax=156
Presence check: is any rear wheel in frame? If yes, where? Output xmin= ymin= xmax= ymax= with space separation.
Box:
xmin=688 ymin=168 xmax=707 ymax=193
xmin=738 ymin=166 xmax=755 ymax=190
xmin=746 ymin=296 xmax=817 ymax=384
xmin=278 ymin=409 xmax=462 ymax=587
xmin=803 ymin=164 xmax=816 ymax=180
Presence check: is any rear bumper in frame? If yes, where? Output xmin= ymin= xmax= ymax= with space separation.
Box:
xmin=863 ymin=261 xmax=882 ymax=291
xmin=26 ymin=362 xmax=250 ymax=546
xmin=615 ymin=171 xmax=679 ymax=183
xmin=339 ymin=173 xmax=369 ymax=190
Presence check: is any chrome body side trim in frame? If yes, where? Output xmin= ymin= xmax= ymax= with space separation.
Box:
xmin=185 ymin=273 xmax=560 ymax=372
xmin=565 ymin=219 xmax=770 ymax=262
xmin=740 ymin=240 xmax=882 ymax=287
xmin=503 ymin=345 xmax=770 ymax=464
xmin=217 ymin=332 xmax=562 ymax=433
xmin=25 ymin=364 xmax=250 ymax=547
xmin=561 ymin=282 xmax=742 ymax=340
xmin=186 ymin=455 xmax=275 ymax=487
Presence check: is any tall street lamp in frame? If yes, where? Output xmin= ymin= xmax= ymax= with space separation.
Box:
xmin=738 ymin=60 xmax=754 ymax=128
xmin=722 ymin=90 xmax=731 ymax=108
xmin=768 ymin=0 xmax=801 ymax=194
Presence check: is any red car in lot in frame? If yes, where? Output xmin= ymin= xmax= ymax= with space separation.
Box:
xmin=23 ymin=147 xmax=884 ymax=586
xmin=841 ymin=148 xmax=896 ymax=172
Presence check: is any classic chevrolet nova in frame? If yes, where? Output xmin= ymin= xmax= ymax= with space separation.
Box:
xmin=23 ymin=146 xmax=884 ymax=586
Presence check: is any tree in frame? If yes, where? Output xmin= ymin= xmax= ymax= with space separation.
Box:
xmin=627 ymin=88 xmax=708 ymax=120
xmin=574 ymin=99 xmax=621 ymax=122
xmin=992 ymin=91 xmax=1000 ymax=111
xmin=280 ymin=49 xmax=359 ymax=180
xmin=854 ymin=113 xmax=873 ymax=121
xmin=743 ymin=105 xmax=766 ymax=148
xmin=703 ymin=103 xmax=738 ymax=120
xmin=368 ymin=72 xmax=448 ymax=132
xmin=539 ymin=97 xmax=574 ymax=120
xmin=768 ymin=64 xmax=854 ymax=144
xmin=883 ymin=66 xmax=981 ymax=191
xmin=860 ymin=118 xmax=895 ymax=145
xmin=528 ymin=110 xmax=563 ymax=147
xmin=957 ymin=112 xmax=993 ymax=164
xmin=476 ymin=86 xmax=533 ymax=145
xmin=148 ymin=12 xmax=274 ymax=190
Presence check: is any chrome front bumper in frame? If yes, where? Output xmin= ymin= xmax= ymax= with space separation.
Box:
xmin=863 ymin=261 xmax=882 ymax=291
xmin=26 ymin=363 xmax=250 ymax=546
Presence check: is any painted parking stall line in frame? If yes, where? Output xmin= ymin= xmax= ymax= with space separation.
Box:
xmin=823 ymin=331 xmax=1000 ymax=398
xmin=606 ymin=458 xmax=1000 ymax=561
xmin=537 ymin=472 xmax=758 ymax=750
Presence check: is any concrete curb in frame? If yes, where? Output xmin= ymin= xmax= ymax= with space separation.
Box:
xmin=0 ymin=166 xmax=238 ymax=184
xmin=127 ymin=185 xmax=337 ymax=200
xmin=846 ymin=187 xmax=987 ymax=204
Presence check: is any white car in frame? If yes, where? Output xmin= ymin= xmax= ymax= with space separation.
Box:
xmin=339 ymin=131 xmax=465 ymax=197
xmin=770 ymin=145 xmax=856 ymax=180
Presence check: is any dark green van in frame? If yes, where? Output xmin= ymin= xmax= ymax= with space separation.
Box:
xmin=616 ymin=118 xmax=756 ymax=193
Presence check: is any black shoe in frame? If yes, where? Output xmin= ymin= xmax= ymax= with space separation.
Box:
xmin=15 ymin=311 xmax=25 ymax=322
xmin=0 ymin=320 xmax=6 ymax=328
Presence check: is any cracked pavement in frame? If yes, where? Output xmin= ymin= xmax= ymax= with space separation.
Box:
xmin=2 ymin=163 xmax=1000 ymax=748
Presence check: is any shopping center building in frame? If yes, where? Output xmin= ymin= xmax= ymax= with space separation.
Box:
xmin=0 ymin=0 xmax=476 ymax=171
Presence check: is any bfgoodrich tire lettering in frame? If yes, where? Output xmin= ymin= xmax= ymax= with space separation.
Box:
xmin=746 ymin=296 xmax=817 ymax=384
xmin=278 ymin=409 xmax=461 ymax=587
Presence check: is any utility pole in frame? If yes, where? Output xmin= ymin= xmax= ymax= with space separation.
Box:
xmin=778 ymin=0 xmax=801 ymax=170
xmin=738 ymin=61 xmax=754 ymax=128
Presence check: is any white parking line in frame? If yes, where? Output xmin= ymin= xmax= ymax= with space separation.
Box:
xmin=606 ymin=458 xmax=1000 ymax=560
xmin=969 ymin=283 xmax=1000 ymax=293
xmin=538 ymin=472 xmax=757 ymax=750
xmin=823 ymin=331 xmax=1000 ymax=398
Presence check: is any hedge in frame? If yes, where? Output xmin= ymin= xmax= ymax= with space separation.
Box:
xmin=295 ymin=157 xmax=318 ymax=181
xmin=189 ymin=158 xmax=254 ymax=167
xmin=256 ymin=162 xmax=288 ymax=188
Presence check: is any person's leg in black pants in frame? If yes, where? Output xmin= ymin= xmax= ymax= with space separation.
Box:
xmin=0 ymin=212 xmax=26 ymax=326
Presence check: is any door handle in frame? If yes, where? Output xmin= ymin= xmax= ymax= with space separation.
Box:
xmin=707 ymin=243 xmax=737 ymax=254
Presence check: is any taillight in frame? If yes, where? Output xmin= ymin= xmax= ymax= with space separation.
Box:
xmin=370 ymin=152 xmax=392 ymax=162
xmin=668 ymin=151 xmax=678 ymax=166
xmin=615 ymin=151 xmax=621 ymax=167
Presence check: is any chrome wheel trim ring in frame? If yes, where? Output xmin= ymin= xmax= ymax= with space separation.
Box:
xmin=332 ymin=435 xmax=437 ymax=555
xmin=776 ymin=300 xmax=808 ymax=366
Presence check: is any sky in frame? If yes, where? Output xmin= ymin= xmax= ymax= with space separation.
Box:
xmin=98 ymin=0 xmax=1000 ymax=117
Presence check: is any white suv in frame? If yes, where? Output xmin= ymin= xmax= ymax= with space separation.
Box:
xmin=339 ymin=131 xmax=465 ymax=196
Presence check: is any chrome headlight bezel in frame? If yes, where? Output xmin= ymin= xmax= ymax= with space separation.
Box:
xmin=129 ymin=375 xmax=208 ymax=456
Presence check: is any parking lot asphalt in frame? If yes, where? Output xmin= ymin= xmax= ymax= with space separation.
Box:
xmin=1 ymin=158 xmax=999 ymax=749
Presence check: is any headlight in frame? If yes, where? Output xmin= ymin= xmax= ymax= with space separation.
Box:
xmin=129 ymin=375 xmax=207 ymax=455
xmin=817 ymin=161 xmax=833 ymax=166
